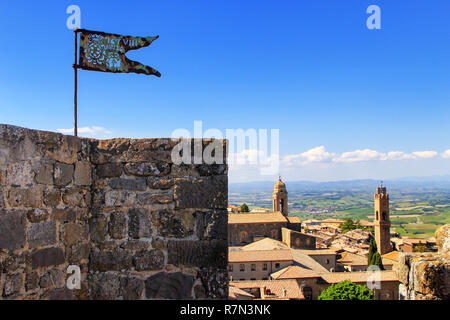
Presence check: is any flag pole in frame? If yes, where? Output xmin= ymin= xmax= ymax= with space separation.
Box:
xmin=73 ymin=28 xmax=78 ymax=137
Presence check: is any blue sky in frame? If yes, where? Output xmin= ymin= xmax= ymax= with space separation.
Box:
xmin=0 ymin=1 xmax=449 ymax=182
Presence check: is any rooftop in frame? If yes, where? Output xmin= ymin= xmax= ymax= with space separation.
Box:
xmin=229 ymin=249 xmax=294 ymax=263
xmin=270 ymin=265 xmax=321 ymax=280
xmin=230 ymin=280 xmax=304 ymax=300
xmin=320 ymin=270 xmax=398 ymax=284
xmin=228 ymin=212 xmax=288 ymax=224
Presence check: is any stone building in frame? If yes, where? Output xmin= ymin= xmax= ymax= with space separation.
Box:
xmin=374 ymin=184 xmax=392 ymax=255
xmin=228 ymin=178 xmax=302 ymax=246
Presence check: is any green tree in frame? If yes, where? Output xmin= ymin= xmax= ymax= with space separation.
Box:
xmin=340 ymin=218 xmax=356 ymax=233
xmin=368 ymin=239 xmax=377 ymax=266
xmin=318 ymin=280 xmax=375 ymax=300
xmin=240 ymin=203 xmax=249 ymax=213
xmin=371 ymin=252 xmax=385 ymax=270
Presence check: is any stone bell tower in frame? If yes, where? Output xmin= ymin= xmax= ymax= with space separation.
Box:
xmin=273 ymin=177 xmax=288 ymax=216
xmin=374 ymin=184 xmax=392 ymax=255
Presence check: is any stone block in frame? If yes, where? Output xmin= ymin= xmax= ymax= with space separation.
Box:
xmin=124 ymin=162 xmax=170 ymax=177
xmin=62 ymin=222 xmax=88 ymax=246
xmin=195 ymin=209 xmax=227 ymax=240
xmin=136 ymin=192 xmax=173 ymax=206
xmin=26 ymin=208 xmax=49 ymax=223
xmin=6 ymin=161 xmax=33 ymax=185
xmin=89 ymin=216 xmax=108 ymax=243
xmin=8 ymin=186 xmax=43 ymax=208
xmin=0 ymin=170 xmax=6 ymax=185
xmin=104 ymin=190 xmax=136 ymax=207
xmin=145 ymin=272 xmax=194 ymax=299
xmin=74 ymin=161 xmax=92 ymax=186
xmin=28 ymin=221 xmax=56 ymax=248
xmin=197 ymin=268 xmax=228 ymax=299
xmin=89 ymin=249 xmax=133 ymax=272
xmin=48 ymin=287 xmax=75 ymax=300
xmin=108 ymin=211 xmax=127 ymax=239
xmin=25 ymin=272 xmax=40 ymax=291
xmin=51 ymin=208 xmax=77 ymax=222
xmin=54 ymin=162 xmax=74 ymax=187
xmin=174 ymin=176 xmax=227 ymax=209
xmin=89 ymin=272 xmax=120 ymax=300
xmin=128 ymin=208 xmax=152 ymax=239
xmin=108 ymin=178 xmax=147 ymax=191
xmin=34 ymin=163 xmax=53 ymax=185
xmin=120 ymin=240 xmax=151 ymax=251
xmin=147 ymin=177 xmax=174 ymax=190
xmin=43 ymin=189 xmax=61 ymax=206
xmin=3 ymin=273 xmax=23 ymax=297
xmin=167 ymin=240 xmax=227 ymax=268
xmin=62 ymin=188 xmax=88 ymax=207
xmin=120 ymin=276 xmax=144 ymax=300
xmin=31 ymin=247 xmax=65 ymax=269
xmin=0 ymin=210 xmax=27 ymax=250
xmin=133 ymin=250 xmax=165 ymax=271
xmin=154 ymin=210 xmax=193 ymax=238
xmin=39 ymin=268 xmax=64 ymax=288
xmin=96 ymin=163 xmax=123 ymax=178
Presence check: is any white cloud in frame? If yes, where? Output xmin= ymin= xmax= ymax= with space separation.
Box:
xmin=442 ymin=150 xmax=450 ymax=159
xmin=56 ymin=126 xmax=113 ymax=139
xmin=386 ymin=151 xmax=415 ymax=160
xmin=282 ymin=146 xmax=336 ymax=166
xmin=411 ymin=151 xmax=438 ymax=159
xmin=334 ymin=149 xmax=387 ymax=163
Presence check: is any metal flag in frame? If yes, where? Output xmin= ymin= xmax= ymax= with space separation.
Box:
xmin=77 ymin=29 xmax=161 ymax=77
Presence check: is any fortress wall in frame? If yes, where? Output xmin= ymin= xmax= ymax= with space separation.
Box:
xmin=397 ymin=224 xmax=449 ymax=300
xmin=0 ymin=124 xmax=228 ymax=300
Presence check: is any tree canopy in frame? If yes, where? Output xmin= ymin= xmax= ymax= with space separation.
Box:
xmin=240 ymin=203 xmax=250 ymax=212
xmin=318 ymin=280 xmax=375 ymax=300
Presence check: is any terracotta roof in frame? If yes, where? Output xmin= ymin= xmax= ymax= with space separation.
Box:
xmin=337 ymin=252 xmax=368 ymax=266
xmin=287 ymin=216 xmax=301 ymax=224
xmin=320 ymin=270 xmax=398 ymax=284
xmin=322 ymin=218 xmax=345 ymax=223
xmin=229 ymin=285 xmax=255 ymax=299
xmin=240 ymin=238 xmax=288 ymax=251
xmin=250 ymin=208 xmax=272 ymax=213
xmin=402 ymin=238 xmax=428 ymax=245
xmin=228 ymin=212 xmax=288 ymax=224
xmin=382 ymin=251 xmax=399 ymax=262
xmin=270 ymin=265 xmax=321 ymax=280
xmin=230 ymin=280 xmax=304 ymax=300
xmin=229 ymin=250 xmax=293 ymax=263
xmin=295 ymin=249 xmax=337 ymax=256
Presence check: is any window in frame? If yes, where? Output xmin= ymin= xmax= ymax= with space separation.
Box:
xmin=228 ymin=264 xmax=233 ymax=272
xmin=326 ymin=259 xmax=330 ymax=265
xmin=240 ymin=231 xmax=249 ymax=243
xmin=271 ymin=229 xmax=277 ymax=239
xmin=239 ymin=264 xmax=245 ymax=272
xmin=251 ymin=264 xmax=256 ymax=271
xmin=275 ymin=263 xmax=280 ymax=269
xmin=302 ymin=287 xmax=313 ymax=300
xmin=382 ymin=211 xmax=387 ymax=221
xmin=376 ymin=211 xmax=379 ymax=220
xmin=263 ymin=263 xmax=268 ymax=271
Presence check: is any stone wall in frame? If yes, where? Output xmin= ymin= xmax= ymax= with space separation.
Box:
xmin=0 ymin=124 xmax=228 ymax=300
xmin=397 ymin=224 xmax=449 ymax=300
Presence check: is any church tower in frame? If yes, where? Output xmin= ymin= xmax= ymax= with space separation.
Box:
xmin=273 ymin=177 xmax=288 ymax=216
xmin=374 ymin=184 xmax=392 ymax=255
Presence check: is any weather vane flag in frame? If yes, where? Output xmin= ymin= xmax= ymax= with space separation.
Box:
xmin=72 ymin=29 xmax=161 ymax=136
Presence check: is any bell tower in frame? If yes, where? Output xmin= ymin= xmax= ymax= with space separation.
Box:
xmin=374 ymin=184 xmax=392 ymax=255
xmin=273 ymin=177 xmax=288 ymax=216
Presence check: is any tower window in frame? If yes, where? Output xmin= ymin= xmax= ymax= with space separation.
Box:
xmin=376 ymin=211 xmax=379 ymax=220
xmin=382 ymin=212 xmax=387 ymax=221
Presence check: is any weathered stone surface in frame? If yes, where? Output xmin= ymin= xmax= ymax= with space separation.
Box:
xmin=104 ymin=190 xmax=136 ymax=207
xmin=124 ymin=162 xmax=170 ymax=177
xmin=89 ymin=249 xmax=133 ymax=272
xmin=48 ymin=287 xmax=75 ymax=300
xmin=128 ymin=208 xmax=152 ymax=239
xmin=43 ymin=189 xmax=61 ymax=206
xmin=167 ymin=240 xmax=227 ymax=268
xmin=0 ymin=211 xmax=27 ymax=250
xmin=61 ymin=222 xmax=88 ymax=246
xmin=7 ymin=161 xmax=33 ymax=185
xmin=89 ymin=272 xmax=120 ymax=300
xmin=67 ymin=243 xmax=91 ymax=263
xmin=54 ymin=163 xmax=74 ymax=187
xmin=26 ymin=208 xmax=49 ymax=223
xmin=145 ymin=272 xmax=194 ymax=299
xmin=435 ymin=224 xmax=450 ymax=255
xmin=154 ymin=210 xmax=193 ymax=238
xmin=120 ymin=240 xmax=151 ymax=251
xmin=133 ymin=250 xmax=165 ymax=271
xmin=137 ymin=192 xmax=173 ymax=206
xmin=34 ymin=163 xmax=53 ymax=185
xmin=28 ymin=221 xmax=56 ymax=248
xmin=39 ymin=268 xmax=64 ymax=288
xmin=3 ymin=273 xmax=23 ymax=297
xmin=197 ymin=268 xmax=228 ymax=299
xmin=62 ymin=188 xmax=89 ymax=207
xmin=25 ymin=272 xmax=40 ymax=291
xmin=120 ymin=276 xmax=144 ymax=300
xmin=96 ymin=163 xmax=122 ymax=178
xmin=108 ymin=178 xmax=147 ymax=191
xmin=108 ymin=212 xmax=127 ymax=239
xmin=8 ymin=186 xmax=43 ymax=208
xmin=51 ymin=208 xmax=77 ymax=222
xmin=89 ymin=216 xmax=108 ymax=243
xmin=31 ymin=247 xmax=65 ymax=269
xmin=195 ymin=209 xmax=227 ymax=240
xmin=0 ymin=170 xmax=6 ymax=185
xmin=74 ymin=161 xmax=92 ymax=186
xmin=196 ymin=164 xmax=227 ymax=176
xmin=174 ymin=176 xmax=227 ymax=209
xmin=0 ymin=189 xmax=4 ymax=207
xmin=147 ymin=177 xmax=174 ymax=190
